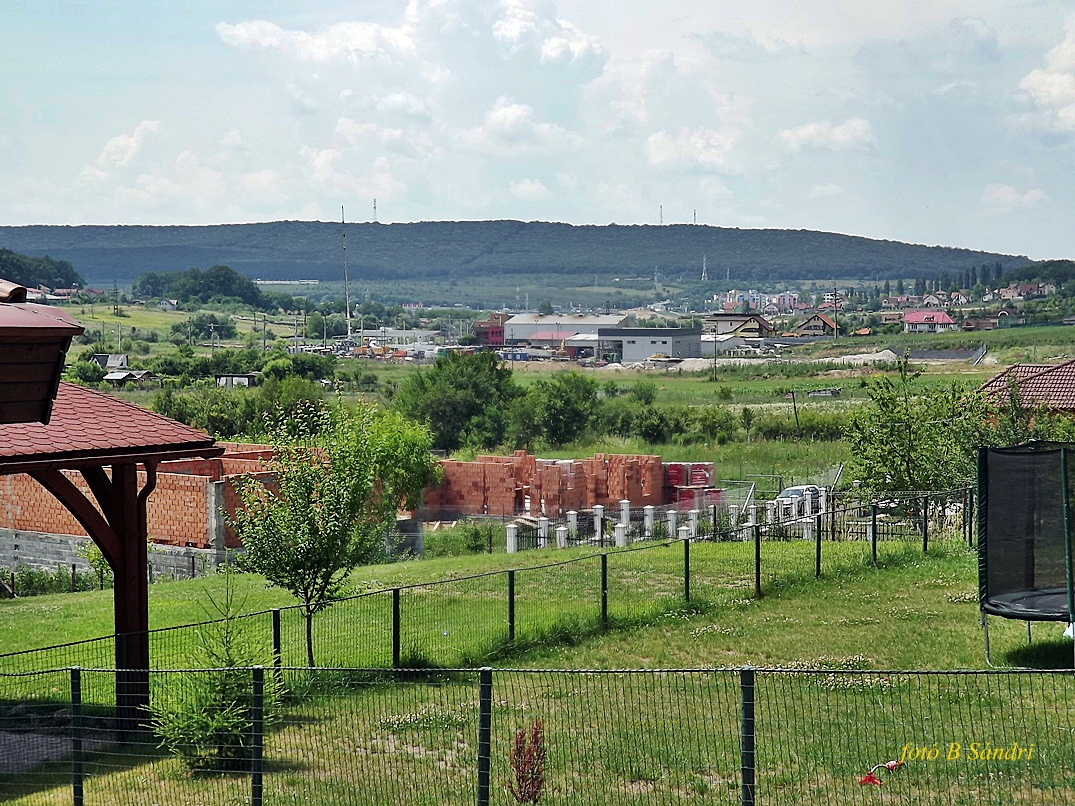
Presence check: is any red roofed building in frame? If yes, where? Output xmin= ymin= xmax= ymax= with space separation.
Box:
xmin=795 ymin=313 xmax=836 ymax=337
xmin=902 ymin=310 xmax=957 ymax=334
xmin=980 ymin=359 xmax=1075 ymax=413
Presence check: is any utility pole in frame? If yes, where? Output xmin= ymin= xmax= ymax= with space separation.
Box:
xmin=342 ymin=206 xmax=352 ymax=338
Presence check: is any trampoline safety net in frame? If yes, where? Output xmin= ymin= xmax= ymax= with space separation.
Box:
xmin=979 ymin=445 xmax=1075 ymax=621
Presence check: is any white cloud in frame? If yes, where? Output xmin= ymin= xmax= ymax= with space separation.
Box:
xmin=220 ymin=129 xmax=244 ymax=147
xmin=808 ymin=183 xmax=843 ymax=198
xmin=216 ymin=19 xmax=417 ymax=64
xmin=95 ymin=120 xmax=162 ymax=169
xmin=509 ymin=178 xmax=552 ymax=200
xmin=375 ymin=92 xmax=431 ymax=118
xmin=286 ymin=83 xmax=319 ymax=113
xmin=980 ymin=183 xmax=1047 ymax=212
xmin=780 ymin=118 xmax=874 ymax=152
xmin=492 ymin=0 xmax=604 ymax=67
xmin=299 ymin=147 xmax=406 ymax=198
xmin=1018 ymin=15 xmax=1075 ymax=133
xmin=646 ymin=127 xmax=739 ymax=170
xmin=459 ymin=96 xmax=579 ymax=152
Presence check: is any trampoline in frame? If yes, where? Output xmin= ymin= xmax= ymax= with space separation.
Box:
xmin=978 ymin=444 xmax=1075 ymax=663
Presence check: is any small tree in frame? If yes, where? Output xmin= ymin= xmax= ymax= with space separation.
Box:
xmin=231 ymin=401 xmax=439 ymax=665
xmin=149 ymin=565 xmax=281 ymax=772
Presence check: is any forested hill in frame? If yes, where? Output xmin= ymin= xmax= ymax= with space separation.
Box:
xmin=0 ymin=248 xmax=83 ymax=289
xmin=0 ymin=221 xmax=1032 ymax=286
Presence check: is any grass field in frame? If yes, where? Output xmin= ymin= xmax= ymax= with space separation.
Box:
xmin=5 ymin=530 xmax=1074 ymax=805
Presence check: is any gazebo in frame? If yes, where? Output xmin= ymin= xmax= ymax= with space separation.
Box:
xmin=0 ymin=281 xmax=221 ymax=725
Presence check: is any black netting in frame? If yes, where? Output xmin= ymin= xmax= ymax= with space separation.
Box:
xmin=980 ymin=446 xmax=1073 ymax=620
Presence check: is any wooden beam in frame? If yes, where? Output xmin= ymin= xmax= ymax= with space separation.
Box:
xmin=80 ymin=466 xmax=112 ymax=522
xmin=29 ymin=468 xmax=121 ymax=568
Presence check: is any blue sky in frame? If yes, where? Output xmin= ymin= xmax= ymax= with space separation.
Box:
xmin=3 ymin=1 xmax=1074 ymax=260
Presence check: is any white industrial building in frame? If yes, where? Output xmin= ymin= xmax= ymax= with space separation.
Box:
xmin=503 ymin=313 xmax=632 ymax=344
xmin=597 ymin=327 xmax=703 ymax=363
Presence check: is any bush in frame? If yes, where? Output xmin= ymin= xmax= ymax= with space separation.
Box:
xmin=8 ymin=563 xmax=98 ymax=596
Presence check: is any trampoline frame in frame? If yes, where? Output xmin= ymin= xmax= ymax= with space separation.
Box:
xmin=978 ymin=444 xmax=1075 ymax=667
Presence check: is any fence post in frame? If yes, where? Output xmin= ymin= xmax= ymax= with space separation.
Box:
xmin=620 ymin=499 xmax=630 ymax=526
xmin=594 ymin=505 xmax=604 ymax=548
xmin=600 ymin=553 xmax=608 ymax=625
xmin=506 ymin=524 xmax=518 ymax=554
xmin=689 ymin=509 xmax=700 ymax=538
xmin=251 ymin=666 xmax=264 ymax=806
xmin=271 ymin=609 xmax=282 ymax=687
xmin=683 ymin=537 xmax=691 ymax=603
xmin=556 ymin=525 xmax=568 ymax=549
xmin=477 ymin=667 xmax=493 ymax=806
xmin=71 ymin=667 xmax=83 ymax=806
xmin=567 ymin=510 xmax=578 ymax=536
xmin=644 ymin=505 xmax=654 ymax=538
xmin=666 ymin=509 xmax=677 ymax=540
xmin=753 ymin=524 xmax=762 ymax=599
xmin=392 ymin=588 xmax=401 ymax=668
xmin=870 ymin=504 xmax=878 ymax=567
xmin=614 ymin=523 xmax=627 ymax=548
xmin=537 ymin=517 xmax=549 ymax=549
xmin=507 ymin=570 xmax=516 ymax=643
xmin=921 ymin=493 xmax=929 ymax=553
xmin=740 ymin=667 xmax=756 ymax=806
xmin=814 ymin=513 xmax=822 ymax=579
xmin=711 ymin=504 xmax=718 ymax=537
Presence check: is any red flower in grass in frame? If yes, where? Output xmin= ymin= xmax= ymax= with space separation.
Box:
xmin=859 ymin=759 xmax=904 ymax=785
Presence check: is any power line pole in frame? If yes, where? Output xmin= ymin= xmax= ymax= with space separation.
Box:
xmin=342 ymin=206 xmax=352 ymax=338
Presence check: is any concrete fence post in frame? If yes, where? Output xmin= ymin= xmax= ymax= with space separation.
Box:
xmin=614 ymin=522 xmax=627 ymax=547
xmin=593 ymin=505 xmax=604 ymax=539
xmin=689 ymin=509 xmax=700 ymax=538
xmin=537 ymin=517 xmax=549 ymax=549
xmin=666 ymin=509 xmax=677 ymax=540
xmin=643 ymin=505 xmax=655 ymax=538
xmin=506 ymin=524 xmax=518 ymax=554
xmin=555 ymin=525 xmax=568 ymax=549
xmin=748 ymin=505 xmax=758 ymax=526
xmin=567 ymin=510 xmax=578 ymax=534
xmin=620 ymin=499 xmax=630 ymax=526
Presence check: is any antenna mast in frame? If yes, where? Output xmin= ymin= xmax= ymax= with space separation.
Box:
xmin=342 ymin=206 xmax=352 ymax=338
xmin=701 ymin=255 xmax=708 ymax=282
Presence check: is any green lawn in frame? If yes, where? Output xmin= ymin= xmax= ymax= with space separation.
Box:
xmin=6 ymin=531 xmax=1074 ymax=805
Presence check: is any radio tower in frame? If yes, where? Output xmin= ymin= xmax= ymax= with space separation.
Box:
xmin=701 ymin=255 xmax=708 ymax=282
xmin=372 ymin=198 xmax=378 ymax=222
xmin=342 ymin=206 xmax=352 ymax=338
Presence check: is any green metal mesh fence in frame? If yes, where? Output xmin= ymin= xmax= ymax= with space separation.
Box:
xmin=3 ymin=666 xmax=1073 ymax=805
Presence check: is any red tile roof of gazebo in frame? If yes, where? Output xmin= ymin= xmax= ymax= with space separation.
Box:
xmin=0 ymin=382 xmax=221 ymax=472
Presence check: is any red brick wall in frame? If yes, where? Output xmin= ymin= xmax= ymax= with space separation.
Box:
xmin=0 ymin=470 xmax=211 ymax=547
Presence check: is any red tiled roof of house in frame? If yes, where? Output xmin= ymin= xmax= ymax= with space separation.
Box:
xmin=903 ymin=310 xmax=955 ymax=325
xmin=0 ymin=382 xmax=219 ymax=468
xmin=979 ymin=359 xmax=1075 ymax=411
xmin=978 ymin=364 xmax=1054 ymax=398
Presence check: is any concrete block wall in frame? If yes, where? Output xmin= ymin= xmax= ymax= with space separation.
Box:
xmin=0 ymin=527 xmax=226 ymax=580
